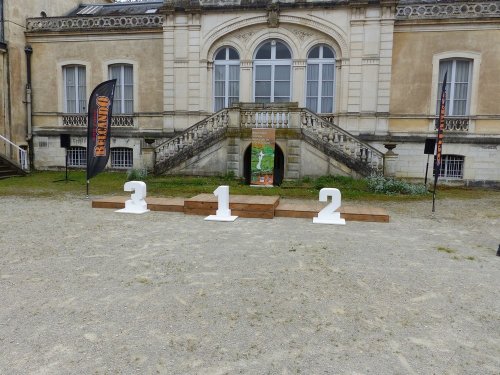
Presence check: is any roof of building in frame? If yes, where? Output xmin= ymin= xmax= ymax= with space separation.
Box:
xmin=67 ymin=1 xmax=164 ymax=16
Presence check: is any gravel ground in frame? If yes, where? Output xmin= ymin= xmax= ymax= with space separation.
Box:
xmin=0 ymin=195 xmax=499 ymax=375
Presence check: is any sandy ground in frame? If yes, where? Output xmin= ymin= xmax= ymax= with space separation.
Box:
xmin=0 ymin=194 xmax=499 ymax=375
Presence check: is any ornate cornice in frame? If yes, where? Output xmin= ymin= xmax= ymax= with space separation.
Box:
xmin=396 ymin=1 xmax=500 ymax=20
xmin=26 ymin=15 xmax=164 ymax=33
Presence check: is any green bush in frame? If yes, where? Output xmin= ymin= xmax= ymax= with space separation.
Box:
xmin=366 ymin=176 xmax=428 ymax=195
xmin=126 ymin=168 xmax=148 ymax=181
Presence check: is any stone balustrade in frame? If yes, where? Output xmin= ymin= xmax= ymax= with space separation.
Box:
xmin=26 ymin=15 xmax=163 ymax=32
xmin=155 ymin=110 xmax=229 ymax=168
xmin=154 ymin=103 xmax=383 ymax=176
xmin=62 ymin=114 xmax=135 ymax=127
xmin=301 ymin=109 xmax=384 ymax=174
xmin=435 ymin=117 xmax=470 ymax=132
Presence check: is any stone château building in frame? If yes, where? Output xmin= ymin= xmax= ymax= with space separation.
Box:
xmin=1 ymin=0 xmax=499 ymax=185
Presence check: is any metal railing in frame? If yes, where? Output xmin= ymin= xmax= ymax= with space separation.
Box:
xmin=0 ymin=135 xmax=29 ymax=170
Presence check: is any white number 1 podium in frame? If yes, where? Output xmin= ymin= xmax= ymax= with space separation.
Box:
xmin=204 ymin=185 xmax=238 ymax=222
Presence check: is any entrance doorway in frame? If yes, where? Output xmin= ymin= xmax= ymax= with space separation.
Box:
xmin=243 ymin=143 xmax=284 ymax=185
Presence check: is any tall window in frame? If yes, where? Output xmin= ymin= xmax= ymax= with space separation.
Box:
xmin=109 ymin=64 xmax=133 ymax=114
xmin=437 ymin=155 xmax=464 ymax=179
xmin=214 ymin=47 xmax=240 ymax=112
xmin=254 ymin=40 xmax=292 ymax=103
xmin=437 ymin=59 xmax=472 ymax=116
xmin=306 ymin=45 xmax=335 ymax=113
xmin=67 ymin=146 xmax=87 ymax=167
xmin=64 ymin=65 xmax=86 ymax=113
xmin=111 ymin=147 xmax=133 ymax=169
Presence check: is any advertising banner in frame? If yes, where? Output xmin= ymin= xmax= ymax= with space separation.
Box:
xmin=251 ymin=128 xmax=275 ymax=186
xmin=86 ymin=79 xmax=116 ymax=181
xmin=432 ymin=71 xmax=447 ymax=212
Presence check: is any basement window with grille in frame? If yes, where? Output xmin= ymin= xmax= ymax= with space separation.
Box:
xmin=111 ymin=147 xmax=133 ymax=169
xmin=67 ymin=146 xmax=87 ymax=167
xmin=437 ymin=154 xmax=464 ymax=179
xmin=38 ymin=137 xmax=49 ymax=148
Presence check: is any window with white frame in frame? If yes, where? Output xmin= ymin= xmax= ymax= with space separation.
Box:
xmin=111 ymin=147 xmax=133 ymax=169
xmin=63 ymin=65 xmax=86 ymax=113
xmin=437 ymin=154 xmax=464 ymax=179
xmin=67 ymin=146 xmax=87 ymax=167
xmin=109 ymin=64 xmax=133 ymax=114
xmin=254 ymin=40 xmax=292 ymax=103
xmin=306 ymin=45 xmax=335 ymax=114
xmin=214 ymin=47 xmax=240 ymax=112
xmin=437 ymin=59 xmax=472 ymax=116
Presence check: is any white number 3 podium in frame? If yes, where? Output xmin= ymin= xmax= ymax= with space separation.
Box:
xmin=116 ymin=181 xmax=150 ymax=214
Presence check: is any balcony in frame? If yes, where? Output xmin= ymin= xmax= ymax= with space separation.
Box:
xmin=435 ymin=117 xmax=469 ymax=132
xmin=62 ymin=114 xmax=134 ymax=127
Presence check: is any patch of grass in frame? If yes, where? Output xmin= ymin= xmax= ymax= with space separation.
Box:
xmin=437 ymin=246 xmax=456 ymax=254
xmin=1 ymin=171 xmax=499 ymax=203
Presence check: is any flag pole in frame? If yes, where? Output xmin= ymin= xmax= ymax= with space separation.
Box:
xmin=432 ymin=71 xmax=447 ymax=213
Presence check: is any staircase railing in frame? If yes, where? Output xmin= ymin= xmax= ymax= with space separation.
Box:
xmin=0 ymin=135 xmax=29 ymax=171
xmin=300 ymin=109 xmax=384 ymax=175
xmin=154 ymin=109 xmax=229 ymax=173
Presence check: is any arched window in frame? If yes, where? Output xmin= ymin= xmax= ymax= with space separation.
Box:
xmin=214 ymin=47 xmax=240 ymax=112
xmin=63 ymin=65 xmax=86 ymax=113
xmin=111 ymin=147 xmax=133 ymax=169
xmin=254 ymin=40 xmax=292 ymax=103
xmin=108 ymin=64 xmax=133 ymax=114
xmin=67 ymin=146 xmax=86 ymax=167
xmin=306 ymin=45 xmax=335 ymax=113
xmin=437 ymin=59 xmax=472 ymax=116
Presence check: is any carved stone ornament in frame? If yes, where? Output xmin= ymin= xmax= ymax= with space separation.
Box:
xmin=291 ymin=28 xmax=312 ymax=41
xmin=267 ymin=3 xmax=280 ymax=28
xmin=236 ymin=30 xmax=255 ymax=42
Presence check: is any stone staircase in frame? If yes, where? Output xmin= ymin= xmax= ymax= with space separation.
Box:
xmin=0 ymin=155 xmax=27 ymax=179
xmin=154 ymin=110 xmax=229 ymax=175
xmin=0 ymin=135 xmax=28 ymax=179
xmin=153 ymin=104 xmax=384 ymax=178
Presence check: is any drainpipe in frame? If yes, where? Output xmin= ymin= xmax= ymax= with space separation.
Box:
xmin=24 ymin=44 xmax=33 ymax=169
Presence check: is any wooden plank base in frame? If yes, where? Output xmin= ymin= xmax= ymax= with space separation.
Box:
xmin=92 ymin=196 xmax=185 ymax=213
xmin=275 ymin=200 xmax=389 ymax=223
xmin=92 ymin=195 xmax=389 ymax=223
xmin=184 ymin=194 xmax=280 ymax=219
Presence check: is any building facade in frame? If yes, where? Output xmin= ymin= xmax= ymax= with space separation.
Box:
xmin=0 ymin=0 xmax=109 ymax=170
xmin=3 ymin=0 xmax=498 ymax=185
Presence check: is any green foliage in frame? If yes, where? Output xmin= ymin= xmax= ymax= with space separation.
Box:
xmin=2 ymin=171 xmax=495 ymax=202
xmin=366 ymin=176 xmax=428 ymax=195
xmin=126 ymin=168 xmax=148 ymax=181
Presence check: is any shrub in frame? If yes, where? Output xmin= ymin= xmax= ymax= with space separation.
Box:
xmin=366 ymin=176 xmax=428 ymax=195
xmin=126 ymin=168 xmax=148 ymax=181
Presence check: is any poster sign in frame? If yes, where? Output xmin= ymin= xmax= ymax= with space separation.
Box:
xmin=251 ymin=128 xmax=275 ymax=186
